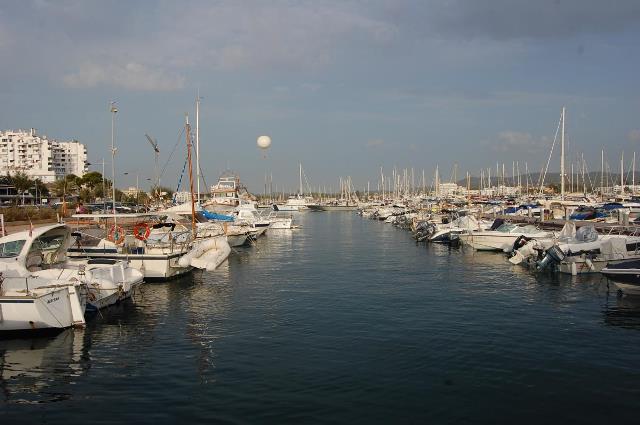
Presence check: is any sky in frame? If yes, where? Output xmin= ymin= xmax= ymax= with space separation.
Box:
xmin=1 ymin=0 xmax=640 ymax=194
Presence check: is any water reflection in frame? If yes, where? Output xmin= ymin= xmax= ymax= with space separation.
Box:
xmin=0 ymin=329 xmax=89 ymax=404
xmin=184 ymin=270 xmax=234 ymax=383
xmin=603 ymin=293 xmax=640 ymax=329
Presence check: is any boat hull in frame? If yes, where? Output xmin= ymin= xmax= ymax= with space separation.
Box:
xmin=67 ymin=250 xmax=192 ymax=281
xmin=307 ymin=205 xmax=358 ymax=211
xmin=0 ymin=285 xmax=86 ymax=332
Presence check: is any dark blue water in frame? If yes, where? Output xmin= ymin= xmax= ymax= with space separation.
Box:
xmin=2 ymin=212 xmax=640 ymax=424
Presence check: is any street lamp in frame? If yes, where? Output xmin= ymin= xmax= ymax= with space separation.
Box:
xmin=110 ymin=101 xmax=118 ymax=221
xmin=123 ymin=172 xmax=139 ymax=205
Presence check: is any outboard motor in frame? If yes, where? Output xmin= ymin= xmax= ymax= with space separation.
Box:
xmin=536 ymin=244 xmax=566 ymax=271
xmin=512 ymin=235 xmax=531 ymax=251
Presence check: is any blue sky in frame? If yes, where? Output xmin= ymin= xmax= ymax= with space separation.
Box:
xmin=1 ymin=0 xmax=639 ymax=193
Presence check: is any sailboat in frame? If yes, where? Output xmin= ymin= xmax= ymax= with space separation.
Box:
xmin=275 ymin=163 xmax=313 ymax=211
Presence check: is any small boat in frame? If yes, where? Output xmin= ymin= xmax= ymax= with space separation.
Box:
xmin=602 ymin=259 xmax=640 ymax=295
xmin=458 ymin=220 xmax=554 ymax=252
xmin=0 ymin=224 xmax=142 ymax=332
xmin=67 ymin=213 xmax=194 ymax=281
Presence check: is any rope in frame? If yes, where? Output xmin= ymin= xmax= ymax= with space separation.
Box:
xmin=175 ymin=157 xmax=189 ymax=196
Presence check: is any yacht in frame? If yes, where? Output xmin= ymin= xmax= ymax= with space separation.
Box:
xmin=458 ymin=220 xmax=554 ymax=252
xmin=67 ymin=213 xmax=194 ymax=281
xmin=0 ymin=224 xmax=142 ymax=332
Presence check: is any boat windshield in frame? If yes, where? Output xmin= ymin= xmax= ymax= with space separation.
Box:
xmin=495 ymin=223 xmax=517 ymax=233
xmin=520 ymin=225 xmax=540 ymax=234
xmin=0 ymin=240 xmax=26 ymax=257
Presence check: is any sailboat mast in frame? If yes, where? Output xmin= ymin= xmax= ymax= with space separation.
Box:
xmin=634 ymin=152 xmax=636 ymax=195
xmin=195 ymin=93 xmax=201 ymax=205
xmin=621 ymin=152 xmax=625 ymax=193
xmin=561 ymin=106 xmax=566 ymax=199
xmin=299 ymin=163 xmax=303 ymax=196
xmin=601 ymin=148 xmax=604 ymax=200
xmin=185 ymin=115 xmax=196 ymax=234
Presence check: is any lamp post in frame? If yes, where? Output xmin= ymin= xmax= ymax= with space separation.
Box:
xmin=110 ymin=101 xmax=118 ymax=222
xmin=123 ymin=172 xmax=140 ymax=206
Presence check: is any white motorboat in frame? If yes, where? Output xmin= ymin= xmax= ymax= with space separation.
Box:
xmin=429 ymin=216 xmax=488 ymax=243
xmin=232 ymin=202 xmax=272 ymax=236
xmin=510 ymin=222 xmax=640 ymax=275
xmin=458 ymin=221 xmax=554 ymax=252
xmin=0 ymin=225 xmax=88 ymax=331
xmin=67 ymin=213 xmax=194 ymax=281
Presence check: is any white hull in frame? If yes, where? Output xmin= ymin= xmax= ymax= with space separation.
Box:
xmin=275 ymin=205 xmax=305 ymax=212
xmin=459 ymin=234 xmax=521 ymax=252
xmin=269 ymin=218 xmax=294 ymax=229
xmin=227 ymin=234 xmax=248 ymax=247
xmin=0 ymin=285 xmax=86 ymax=332
xmin=67 ymin=251 xmax=192 ymax=281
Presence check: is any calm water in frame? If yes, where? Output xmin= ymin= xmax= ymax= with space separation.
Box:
xmin=2 ymin=212 xmax=640 ymax=424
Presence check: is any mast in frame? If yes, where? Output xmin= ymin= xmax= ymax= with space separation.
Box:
xmin=601 ymin=148 xmax=604 ymax=200
xmin=195 ymin=92 xmax=201 ymax=205
xmin=299 ymin=162 xmax=303 ymax=196
xmin=560 ymin=106 xmax=565 ymax=199
xmin=634 ymin=152 xmax=636 ymax=195
xmin=110 ymin=101 xmax=118 ymax=225
xmin=185 ymin=115 xmax=196 ymax=235
xmin=621 ymin=152 xmax=624 ymax=194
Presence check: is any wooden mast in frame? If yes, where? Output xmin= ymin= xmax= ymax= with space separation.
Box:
xmin=185 ymin=115 xmax=196 ymax=235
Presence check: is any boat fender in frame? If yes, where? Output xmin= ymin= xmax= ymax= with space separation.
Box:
xmin=585 ymin=258 xmax=595 ymax=271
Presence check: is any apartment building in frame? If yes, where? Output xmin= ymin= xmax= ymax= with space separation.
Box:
xmin=0 ymin=128 xmax=88 ymax=182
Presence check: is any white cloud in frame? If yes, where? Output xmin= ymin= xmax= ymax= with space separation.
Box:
xmin=63 ymin=62 xmax=184 ymax=91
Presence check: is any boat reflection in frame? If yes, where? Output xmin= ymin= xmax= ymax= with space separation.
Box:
xmin=602 ymin=293 xmax=640 ymax=329
xmin=0 ymin=329 xmax=89 ymax=404
xmin=185 ymin=270 xmax=234 ymax=383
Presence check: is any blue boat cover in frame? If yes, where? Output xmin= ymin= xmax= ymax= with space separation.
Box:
xmin=201 ymin=210 xmax=235 ymax=222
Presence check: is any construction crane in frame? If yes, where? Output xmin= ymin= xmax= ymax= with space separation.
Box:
xmin=145 ymin=133 xmax=160 ymax=197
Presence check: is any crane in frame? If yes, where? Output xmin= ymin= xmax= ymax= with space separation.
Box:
xmin=145 ymin=133 xmax=160 ymax=198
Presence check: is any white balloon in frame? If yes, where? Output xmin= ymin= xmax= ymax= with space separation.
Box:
xmin=257 ymin=135 xmax=272 ymax=149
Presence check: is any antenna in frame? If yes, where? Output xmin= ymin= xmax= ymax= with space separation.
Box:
xmin=145 ymin=133 xmax=160 ymax=197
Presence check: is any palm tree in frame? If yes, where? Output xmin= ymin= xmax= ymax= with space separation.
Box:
xmin=10 ymin=172 xmax=34 ymax=205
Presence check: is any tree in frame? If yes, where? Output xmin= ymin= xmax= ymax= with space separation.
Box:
xmin=28 ymin=178 xmax=49 ymax=202
xmin=80 ymin=171 xmax=103 ymax=190
xmin=10 ymin=172 xmax=34 ymax=205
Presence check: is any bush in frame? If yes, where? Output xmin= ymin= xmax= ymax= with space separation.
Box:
xmin=0 ymin=206 xmax=58 ymax=222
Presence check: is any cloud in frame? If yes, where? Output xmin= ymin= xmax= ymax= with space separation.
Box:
xmin=366 ymin=139 xmax=385 ymax=148
xmin=629 ymin=129 xmax=640 ymax=143
xmin=63 ymin=62 xmax=184 ymax=91
xmin=492 ymin=131 xmax=549 ymax=153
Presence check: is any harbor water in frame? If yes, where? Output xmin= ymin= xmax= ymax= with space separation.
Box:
xmin=2 ymin=212 xmax=640 ymax=424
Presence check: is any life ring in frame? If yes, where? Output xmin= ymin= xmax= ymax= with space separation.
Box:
xmin=107 ymin=225 xmax=125 ymax=245
xmin=133 ymin=222 xmax=151 ymax=241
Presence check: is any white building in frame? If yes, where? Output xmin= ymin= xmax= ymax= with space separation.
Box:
xmin=0 ymin=128 xmax=88 ymax=183
xmin=173 ymin=191 xmax=194 ymax=204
